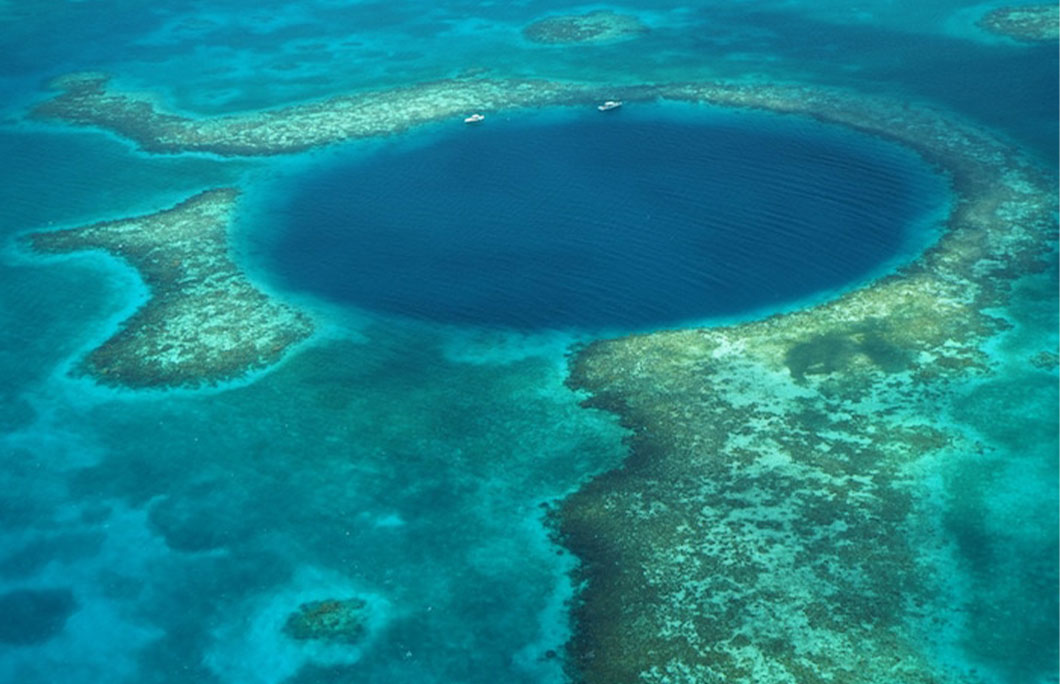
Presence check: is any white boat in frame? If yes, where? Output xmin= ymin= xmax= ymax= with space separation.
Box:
xmin=464 ymin=113 xmax=485 ymax=124
xmin=597 ymin=100 xmax=623 ymax=111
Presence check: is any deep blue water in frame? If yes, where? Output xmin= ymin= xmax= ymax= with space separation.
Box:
xmin=267 ymin=110 xmax=946 ymax=330
xmin=0 ymin=2 xmax=1056 ymax=683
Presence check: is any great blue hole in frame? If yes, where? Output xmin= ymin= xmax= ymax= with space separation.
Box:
xmin=263 ymin=107 xmax=948 ymax=331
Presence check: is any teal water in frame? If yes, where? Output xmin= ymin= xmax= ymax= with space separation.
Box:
xmin=0 ymin=2 xmax=1056 ymax=683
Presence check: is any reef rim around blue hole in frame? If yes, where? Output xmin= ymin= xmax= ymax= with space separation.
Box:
xmin=262 ymin=106 xmax=951 ymax=333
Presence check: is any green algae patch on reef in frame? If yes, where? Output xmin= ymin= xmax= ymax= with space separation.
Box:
xmin=27 ymin=189 xmax=313 ymax=389
xmin=31 ymin=72 xmax=612 ymax=157
xmin=522 ymin=10 xmax=649 ymax=45
xmin=555 ymin=86 xmax=1058 ymax=683
xmin=283 ymin=598 xmax=368 ymax=645
xmin=978 ymin=4 xmax=1060 ymax=42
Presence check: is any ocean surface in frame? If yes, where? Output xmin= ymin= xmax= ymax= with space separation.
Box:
xmin=0 ymin=1 xmax=1056 ymax=683
xmin=260 ymin=108 xmax=948 ymax=331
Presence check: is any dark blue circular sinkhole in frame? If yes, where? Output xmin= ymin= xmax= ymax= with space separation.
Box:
xmin=265 ymin=109 xmax=947 ymax=331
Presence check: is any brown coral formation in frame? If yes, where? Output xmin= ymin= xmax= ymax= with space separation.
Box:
xmin=523 ymin=10 xmax=648 ymax=45
xmin=978 ymin=4 xmax=1060 ymax=42
xmin=1030 ymin=349 xmax=1059 ymax=370
xmin=26 ymin=189 xmax=313 ymax=388
xmin=553 ymin=86 xmax=1057 ymax=682
xmin=23 ymin=72 xmax=1057 ymax=677
xmin=283 ymin=598 xmax=368 ymax=645
xmin=32 ymin=73 xmax=615 ymax=156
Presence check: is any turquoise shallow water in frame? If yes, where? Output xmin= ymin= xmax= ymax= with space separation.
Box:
xmin=0 ymin=1 xmax=1056 ymax=683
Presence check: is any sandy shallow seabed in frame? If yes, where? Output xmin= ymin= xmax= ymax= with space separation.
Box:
xmin=25 ymin=70 xmax=1058 ymax=682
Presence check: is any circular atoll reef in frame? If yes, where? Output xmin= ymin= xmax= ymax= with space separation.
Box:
xmin=23 ymin=71 xmax=1059 ymax=682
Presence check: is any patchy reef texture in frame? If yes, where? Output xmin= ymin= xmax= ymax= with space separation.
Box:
xmin=26 ymin=72 xmax=1058 ymax=676
xmin=555 ymin=84 xmax=1058 ymax=682
xmin=283 ymin=598 xmax=368 ymax=645
xmin=522 ymin=10 xmax=649 ymax=45
xmin=32 ymin=73 xmax=622 ymax=156
xmin=978 ymin=4 xmax=1060 ymax=41
xmin=27 ymin=189 xmax=313 ymax=389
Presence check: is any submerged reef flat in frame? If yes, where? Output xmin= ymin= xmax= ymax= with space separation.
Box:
xmin=32 ymin=73 xmax=619 ymax=156
xmin=557 ymin=85 xmax=1057 ymax=682
xmin=25 ymin=74 xmax=1057 ymax=674
xmin=27 ymin=189 xmax=313 ymax=389
xmin=978 ymin=4 xmax=1060 ymax=41
xmin=283 ymin=598 xmax=368 ymax=645
xmin=522 ymin=10 xmax=649 ymax=45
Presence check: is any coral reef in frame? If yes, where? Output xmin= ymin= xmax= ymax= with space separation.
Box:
xmin=24 ymin=72 xmax=1058 ymax=676
xmin=523 ymin=10 xmax=649 ymax=45
xmin=1030 ymin=349 xmax=1059 ymax=370
xmin=32 ymin=73 xmax=619 ymax=156
xmin=978 ymin=4 xmax=1060 ymax=42
xmin=554 ymin=85 xmax=1057 ymax=682
xmin=283 ymin=598 xmax=368 ymax=645
xmin=27 ymin=189 xmax=313 ymax=389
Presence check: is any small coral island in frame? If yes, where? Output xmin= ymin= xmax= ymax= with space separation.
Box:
xmin=523 ymin=10 xmax=649 ymax=45
xmin=979 ymin=4 xmax=1060 ymax=41
xmin=26 ymin=189 xmax=313 ymax=389
xmin=283 ymin=598 xmax=368 ymax=645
